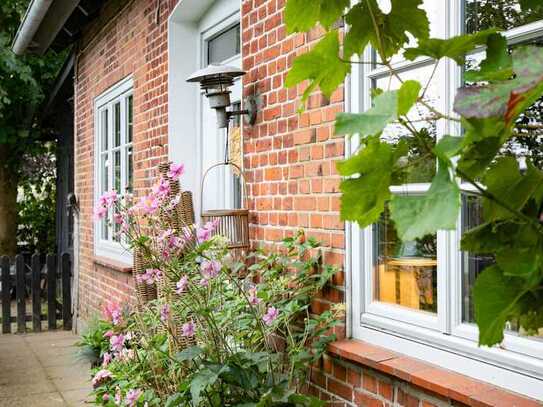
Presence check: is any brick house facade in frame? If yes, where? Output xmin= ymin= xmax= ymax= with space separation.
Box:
xmin=14 ymin=0 xmax=542 ymax=405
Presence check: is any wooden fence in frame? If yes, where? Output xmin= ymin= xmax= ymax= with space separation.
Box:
xmin=0 ymin=253 xmax=72 ymax=334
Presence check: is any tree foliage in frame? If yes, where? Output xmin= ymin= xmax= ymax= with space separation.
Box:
xmin=285 ymin=0 xmax=543 ymax=346
xmin=0 ymin=0 xmax=66 ymax=254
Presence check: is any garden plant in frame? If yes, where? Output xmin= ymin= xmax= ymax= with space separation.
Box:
xmin=81 ymin=165 xmax=342 ymax=406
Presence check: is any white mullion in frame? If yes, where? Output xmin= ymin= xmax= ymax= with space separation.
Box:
xmin=108 ymin=102 xmax=114 ymax=241
xmin=120 ymin=94 xmax=127 ymax=196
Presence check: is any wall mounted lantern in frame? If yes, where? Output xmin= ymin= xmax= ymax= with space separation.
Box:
xmin=187 ymin=64 xmax=257 ymax=129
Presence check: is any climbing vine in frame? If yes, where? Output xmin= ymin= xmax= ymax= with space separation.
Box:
xmin=285 ymin=0 xmax=543 ymax=346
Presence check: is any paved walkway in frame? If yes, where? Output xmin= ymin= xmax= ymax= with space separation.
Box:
xmin=0 ymin=330 xmax=92 ymax=406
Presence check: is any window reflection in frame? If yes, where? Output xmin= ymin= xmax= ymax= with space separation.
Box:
xmin=374 ymin=209 xmax=438 ymax=313
xmin=461 ymin=194 xmax=543 ymax=341
xmin=465 ymin=0 xmax=543 ymax=33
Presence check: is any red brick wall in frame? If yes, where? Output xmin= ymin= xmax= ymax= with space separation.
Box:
xmin=241 ymin=0 xmax=346 ymax=329
xmin=75 ymin=0 xmax=176 ymax=319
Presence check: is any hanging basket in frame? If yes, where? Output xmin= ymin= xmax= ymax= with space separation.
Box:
xmin=200 ymin=162 xmax=250 ymax=256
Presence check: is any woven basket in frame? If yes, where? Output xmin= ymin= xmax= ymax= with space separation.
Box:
xmin=201 ymin=162 xmax=250 ymax=259
xmin=134 ymin=248 xmax=157 ymax=307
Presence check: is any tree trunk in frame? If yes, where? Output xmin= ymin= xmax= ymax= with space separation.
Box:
xmin=0 ymin=145 xmax=17 ymax=257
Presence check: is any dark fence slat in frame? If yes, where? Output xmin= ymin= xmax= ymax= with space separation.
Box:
xmin=61 ymin=253 xmax=72 ymax=330
xmin=15 ymin=255 xmax=26 ymax=333
xmin=1 ymin=256 xmax=10 ymax=334
xmin=31 ymin=254 xmax=41 ymax=332
xmin=46 ymin=254 xmax=57 ymax=330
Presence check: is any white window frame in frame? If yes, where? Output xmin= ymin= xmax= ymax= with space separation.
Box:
xmin=348 ymin=0 xmax=543 ymax=400
xmin=94 ymin=77 xmax=134 ymax=265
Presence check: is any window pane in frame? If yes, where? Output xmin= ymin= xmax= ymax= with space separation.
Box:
xmin=127 ymin=95 xmax=133 ymax=143
xmin=101 ymin=153 xmax=109 ymax=240
xmin=101 ymin=109 xmax=109 ymax=151
xmin=126 ymin=146 xmax=133 ymax=194
xmin=207 ymin=24 xmax=240 ymax=64
xmin=114 ymin=102 xmax=121 ymax=147
xmin=374 ymin=209 xmax=438 ymax=314
xmin=461 ymin=194 xmax=543 ymax=341
xmin=465 ymin=0 xmax=543 ymax=33
xmin=113 ymin=150 xmax=121 ymax=193
xmin=373 ymin=65 xmax=438 ymax=183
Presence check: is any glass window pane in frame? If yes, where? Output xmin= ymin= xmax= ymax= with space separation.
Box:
xmin=465 ymin=0 xmax=543 ymax=33
xmin=127 ymin=95 xmax=133 ymax=143
xmin=101 ymin=109 xmax=109 ymax=152
xmin=126 ymin=146 xmax=133 ymax=194
xmin=374 ymin=209 xmax=438 ymax=314
xmin=372 ymin=65 xmax=438 ymax=183
xmin=461 ymin=194 xmax=543 ymax=341
xmin=113 ymin=150 xmax=121 ymax=193
xmin=101 ymin=153 xmax=109 ymax=240
xmin=114 ymin=102 xmax=121 ymax=147
xmin=207 ymin=24 xmax=240 ymax=64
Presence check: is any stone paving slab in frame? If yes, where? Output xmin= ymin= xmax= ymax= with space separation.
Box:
xmin=0 ymin=331 xmax=92 ymax=406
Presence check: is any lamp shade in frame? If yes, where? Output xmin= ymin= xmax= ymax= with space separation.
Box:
xmin=186 ymin=64 xmax=245 ymax=91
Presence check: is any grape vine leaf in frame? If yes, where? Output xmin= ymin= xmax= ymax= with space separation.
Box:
xmin=433 ymin=135 xmax=464 ymax=163
xmin=285 ymin=31 xmax=350 ymax=103
xmin=285 ymin=0 xmax=349 ymax=33
xmin=335 ymin=80 xmax=420 ymax=136
xmin=465 ymin=34 xmax=513 ymax=83
xmin=474 ymin=265 xmax=526 ymax=346
xmin=337 ymin=138 xmax=401 ymax=227
xmin=482 ymin=157 xmax=543 ymax=222
xmin=404 ymin=29 xmax=495 ymax=65
xmin=454 ymin=46 xmax=543 ymax=128
xmin=389 ymin=159 xmax=460 ymax=241
xmin=496 ymin=248 xmax=541 ymax=279
xmin=519 ymin=0 xmax=543 ymax=12
xmin=344 ymin=0 xmax=429 ymax=59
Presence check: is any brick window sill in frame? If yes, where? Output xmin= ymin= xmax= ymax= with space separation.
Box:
xmin=94 ymin=256 xmax=132 ymax=273
xmin=328 ymin=339 xmax=540 ymax=407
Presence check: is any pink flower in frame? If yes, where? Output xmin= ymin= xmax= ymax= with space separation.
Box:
xmin=160 ymin=304 xmax=170 ymax=323
xmin=93 ymin=204 xmax=108 ymax=221
xmin=167 ymin=194 xmax=181 ymax=211
xmin=200 ymin=260 xmax=221 ymax=279
xmin=152 ymin=177 xmax=171 ymax=198
xmin=92 ymin=369 xmax=113 ymax=387
xmin=102 ymin=352 xmax=112 ymax=367
xmin=169 ymin=236 xmax=184 ymax=249
xmin=110 ymin=334 xmax=126 ymax=353
xmin=199 ymin=278 xmax=209 ymax=287
xmin=114 ymin=387 xmax=122 ymax=405
xmin=126 ymin=389 xmax=143 ymax=407
xmin=181 ymin=321 xmax=195 ymax=337
xmin=138 ymin=194 xmax=159 ymax=215
xmin=102 ymin=394 xmax=110 ymax=402
xmin=158 ymin=229 xmax=173 ymax=242
xmin=175 ymin=275 xmax=188 ymax=294
xmin=248 ymin=287 xmax=261 ymax=306
xmin=103 ymin=303 xmax=123 ymax=325
xmin=104 ymin=330 xmax=114 ymax=339
xmin=263 ymin=306 xmax=279 ymax=326
xmin=196 ymin=219 xmax=220 ymax=243
xmin=136 ymin=269 xmax=163 ymax=285
xmin=167 ymin=163 xmax=185 ymax=180
xmin=113 ymin=213 xmax=124 ymax=225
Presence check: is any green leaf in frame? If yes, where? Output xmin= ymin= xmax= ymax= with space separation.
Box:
xmin=389 ymin=160 xmax=460 ymax=241
xmin=433 ymin=135 xmax=463 ymax=162
xmin=482 ymin=157 xmax=543 ymax=222
xmin=454 ymin=46 xmax=543 ymax=127
xmin=165 ymin=393 xmax=184 ymax=407
xmin=335 ymin=91 xmax=398 ymax=136
xmin=457 ymin=136 xmax=503 ymax=178
xmin=519 ymin=0 xmax=543 ymax=11
xmin=337 ymin=138 xmax=396 ymax=227
xmin=465 ymin=34 xmax=513 ymax=82
xmin=190 ymin=369 xmax=221 ymax=405
xmin=496 ymin=249 xmax=540 ymax=279
xmin=285 ymin=0 xmax=349 ymax=33
xmin=285 ymin=31 xmax=350 ymax=103
xmin=461 ymin=221 xmax=541 ymax=254
xmin=335 ymin=80 xmax=420 ymax=136
xmin=174 ymin=346 xmax=203 ymax=362
xmin=344 ymin=0 xmax=429 ymax=59
xmin=473 ymin=265 xmax=525 ymax=346
xmin=397 ymin=80 xmax=422 ymax=116
xmin=404 ymin=29 xmax=495 ymax=64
